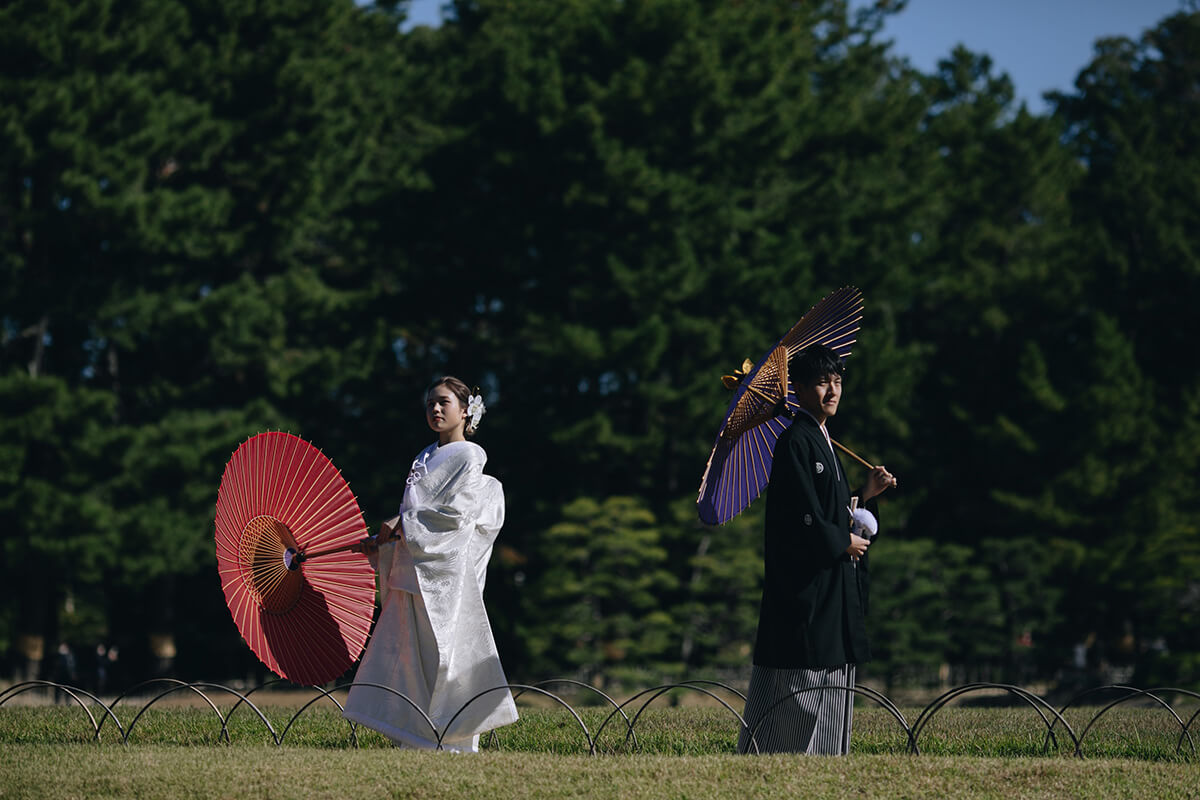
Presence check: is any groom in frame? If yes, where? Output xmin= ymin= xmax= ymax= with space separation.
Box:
xmin=738 ymin=344 xmax=896 ymax=755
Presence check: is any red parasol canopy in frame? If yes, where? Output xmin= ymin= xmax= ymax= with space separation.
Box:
xmin=214 ymin=432 xmax=376 ymax=685
xmin=697 ymin=287 xmax=865 ymax=525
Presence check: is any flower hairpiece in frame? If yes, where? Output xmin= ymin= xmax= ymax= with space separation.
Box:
xmin=466 ymin=387 xmax=486 ymax=430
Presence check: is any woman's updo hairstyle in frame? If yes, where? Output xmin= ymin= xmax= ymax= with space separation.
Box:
xmin=427 ymin=376 xmax=484 ymax=436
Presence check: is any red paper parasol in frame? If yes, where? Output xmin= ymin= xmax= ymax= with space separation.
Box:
xmin=697 ymin=286 xmax=867 ymax=525
xmin=214 ymin=432 xmax=376 ymax=685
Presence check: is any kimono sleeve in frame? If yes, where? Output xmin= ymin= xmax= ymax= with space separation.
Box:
xmin=854 ymin=493 xmax=880 ymax=616
xmin=387 ymin=454 xmax=487 ymax=594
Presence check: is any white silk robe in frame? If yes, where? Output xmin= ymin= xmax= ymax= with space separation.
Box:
xmin=343 ymin=440 xmax=518 ymax=751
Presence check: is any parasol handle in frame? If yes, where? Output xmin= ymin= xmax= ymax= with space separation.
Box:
xmin=830 ymin=438 xmax=875 ymax=470
xmin=293 ymin=536 xmax=375 ymax=565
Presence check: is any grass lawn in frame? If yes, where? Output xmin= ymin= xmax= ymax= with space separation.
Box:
xmin=1 ymin=700 xmax=1196 ymax=799
xmin=1 ymin=747 xmax=1197 ymax=800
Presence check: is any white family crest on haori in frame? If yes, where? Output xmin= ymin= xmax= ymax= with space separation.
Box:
xmin=343 ymin=440 xmax=517 ymax=750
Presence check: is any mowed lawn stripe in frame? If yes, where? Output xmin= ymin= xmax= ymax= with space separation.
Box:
xmin=1 ymin=747 xmax=1198 ymax=800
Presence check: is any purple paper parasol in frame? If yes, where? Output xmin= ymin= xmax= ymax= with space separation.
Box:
xmin=697 ymin=287 xmax=864 ymax=525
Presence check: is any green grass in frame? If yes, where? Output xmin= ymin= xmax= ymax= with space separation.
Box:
xmin=1 ymin=701 xmax=1196 ymax=799
xmin=0 ymin=702 xmax=1196 ymax=759
xmin=1 ymin=747 xmax=1197 ymax=800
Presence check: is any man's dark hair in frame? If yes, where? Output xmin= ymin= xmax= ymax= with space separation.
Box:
xmin=791 ymin=344 xmax=845 ymax=387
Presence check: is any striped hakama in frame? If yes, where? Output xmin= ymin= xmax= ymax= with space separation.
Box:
xmin=737 ymin=663 xmax=856 ymax=754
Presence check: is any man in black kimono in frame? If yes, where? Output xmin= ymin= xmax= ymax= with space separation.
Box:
xmin=738 ymin=344 xmax=897 ymax=755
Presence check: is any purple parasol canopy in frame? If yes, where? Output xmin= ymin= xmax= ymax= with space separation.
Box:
xmin=697 ymin=287 xmax=864 ymax=525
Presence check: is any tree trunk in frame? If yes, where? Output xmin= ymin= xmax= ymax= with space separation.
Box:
xmin=25 ymin=315 xmax=48 ymax=378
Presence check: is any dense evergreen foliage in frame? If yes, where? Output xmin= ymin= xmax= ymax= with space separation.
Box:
xmin=2 ymin=0 xmax=1196 ymax=690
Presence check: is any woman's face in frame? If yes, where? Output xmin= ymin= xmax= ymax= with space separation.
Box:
xmin=426 ymin=386 xmax=467 ymax=436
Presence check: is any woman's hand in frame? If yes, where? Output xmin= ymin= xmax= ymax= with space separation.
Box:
xmin=376 ymin=514 xmax=403 ymax=544
xmin=861 ymin=465 xmax=897 ymax=501
xmin=350 ymin=537 xmax=378 ymax=555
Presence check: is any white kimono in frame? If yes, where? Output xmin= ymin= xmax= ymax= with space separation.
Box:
xmin=343 ymin=440 xmax=518 ymax=751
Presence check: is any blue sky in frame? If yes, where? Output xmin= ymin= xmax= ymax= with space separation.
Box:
xmin=400 ymin=0 xmax=1185 ymax=113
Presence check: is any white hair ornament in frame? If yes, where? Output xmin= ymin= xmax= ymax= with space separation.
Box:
xmin=467 ymin=388 xmax=486 ymax=431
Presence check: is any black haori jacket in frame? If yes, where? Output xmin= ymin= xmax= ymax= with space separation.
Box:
xmin=752 ymin=413 xmax=873 ymax=669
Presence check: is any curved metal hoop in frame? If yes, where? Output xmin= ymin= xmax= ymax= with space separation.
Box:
xmin=99 ymin=678 xmax=209 ymax=738
xmin=676 ymin=679 xmax=748 ymax=703
xmin=486 ymin=678 xmax=635 ymax=752
xmin=0 ymin=681 xmax=124 ymax=742
xmin=593 ymin=683 xmax=757 ymax=755
xmin=275 ymin=685 xmax=355 ymax=746
xmin=1056 ymin=685 xmax=1199 ymax=758
xmin=5 ymin=678 xmax=1193 ymax=759
xmin=912 ymin=683 xmax=1080 ymax=757
xmin=123 ymin=682 xmax=278 ymax=745
xmin=106 ymin=677 xmax=195 ymax=711
xmin=1182 ymin=705 xmax=1200 ymax=756
xmin=852 ymin=683 xmax=915 ymax=753
xmin=225 ymin=678 xmax=295 ymax=720
xmin=444 ymin=685 xmax=593 ymax=754
xmin=331 ymin=681 xmax=439 ymax=748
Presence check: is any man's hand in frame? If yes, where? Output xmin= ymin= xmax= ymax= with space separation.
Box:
xmin=862 ymin=465 xmax=897 ymax=501
xmin=846 ymin=533 xmax=871 ymax=559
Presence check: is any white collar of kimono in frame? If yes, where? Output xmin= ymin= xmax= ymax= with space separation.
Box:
xmin=406 ymin=440 xmax=484 ymax=488
xmin=422 ymin=439 xmax=485 ymax=469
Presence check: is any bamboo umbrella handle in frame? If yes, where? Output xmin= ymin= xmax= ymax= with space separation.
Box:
xmin=830 ymin=438 xmax=875 ymax=471
xmin=295 ymin=537 xmax=375 ymax=564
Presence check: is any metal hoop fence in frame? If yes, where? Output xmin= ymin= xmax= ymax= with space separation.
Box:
xmin=1 ymin=680 xmax=1195 ymax=758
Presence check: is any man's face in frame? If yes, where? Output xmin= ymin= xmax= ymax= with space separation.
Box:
xmin=794 ymin=372 xmax=842 ymax=422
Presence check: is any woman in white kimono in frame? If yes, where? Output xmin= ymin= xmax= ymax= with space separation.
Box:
xmin=343 ymin=377 xmax=518 ymax=751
